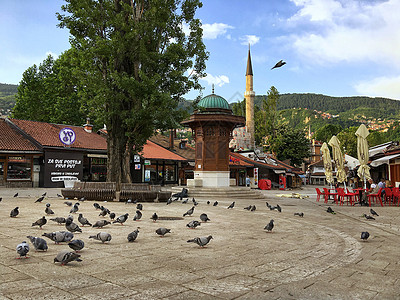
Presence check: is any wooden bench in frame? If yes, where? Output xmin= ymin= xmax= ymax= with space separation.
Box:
xmin=120 ymin=183 xmax=171 ymax=202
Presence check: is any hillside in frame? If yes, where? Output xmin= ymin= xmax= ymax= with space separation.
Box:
xmin=0 ymin=83 xmax=18 ymax=116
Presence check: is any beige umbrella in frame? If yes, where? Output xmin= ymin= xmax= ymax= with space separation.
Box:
xmin=355 ymin=124 xmax=371 ymax=188
xmin=321 ymin=142 xmax=334 ymax=186
xmin=329 ymin=135 xmax=347 ymax=186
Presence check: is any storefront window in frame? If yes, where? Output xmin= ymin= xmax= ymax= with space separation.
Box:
xmin=165 ymin=164 xmax=176 ymax=182
xmin=90 ymin=157 xmax=107 ymax=181
xmin=7 ymin=156 xmax=31 ymax=180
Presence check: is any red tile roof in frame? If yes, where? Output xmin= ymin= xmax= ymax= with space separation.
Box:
xmin=229 ymin=153 xmax=254 ymax=167
xmin=10 ymin=119 xmax=107 ymax=150
xmin=0 ymin=119 xmax=41 ymax=152
xmin=140 ymin=140 xmax=187 ymax=161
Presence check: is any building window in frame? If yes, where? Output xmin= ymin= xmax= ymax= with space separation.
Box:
xmin=7 ymin=156 xmax=32 ymax=180
xmin=165 ymin=164 xmax=176 ymax=182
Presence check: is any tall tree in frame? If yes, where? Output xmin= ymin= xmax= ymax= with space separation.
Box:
xmin=57 ymin=0 xmax=208 ymax=186
xmin=314 ymin=124 xmax=342 ymax=143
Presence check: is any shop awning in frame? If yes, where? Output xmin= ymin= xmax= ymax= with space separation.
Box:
xmin=370 ymin=154 xmax=400 ymax=167
xmin=273 ymin=169 xmax=286 ymax=174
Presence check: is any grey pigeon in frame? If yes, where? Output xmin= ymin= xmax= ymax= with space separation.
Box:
xmin=151 ymin=213 xmax=158 ymax=222
xmin=136 ymin=203 xmax=143 ymax=210
xmin=227 ymin=202 xmax=235 ymax=209
xmin=42 ymin=231 xmax=74 ymax=244
xmin=50 ymin=217 xmax=66 ymax=225
xmin=70 ymin=203 xmax=80 ymax=214
xmin=276 ymin=204 xmax=282 ymax=213
xmin=78 ymin=197 xmax=85 ymax=202
xmin=167 ymin=198 xmax=173 ymax=205
xmin=182 ymin=198 xmax=188 ymax=204
xmin=78 ymin=214 xmax=92 ymax=226
xmin=64 ymin=201 xmax=73 ymax=206
xmin=92 ymin=220 xmax=111 ymax=228
xmin=370 ymin=209 xmax=379 ymax=216
xmin=16 ymin=241 xmax=30 ymax=259
xmin=156 ymin=227 xmax=171 ymax=237
xmin=65 ymin=217 xmax=82 ymax=233
xmin=187 ymin=235 xmax=213 ymax=247
xmin=99 ymin=209 xmax=108 ymax=217
xmin=250 ymin=205 xmax=256 ymax=211
xmin=183 ymin=206 xmax=195 ymax=217
xmin=327 ymin=207 xmax=335 ymax=214
xmin=361 ymin=231 xmax=370 ymax=241
xmin=14 ymin=192 xmax=18 ymax=197
xmin=264 ymin=219 xmax=274 ymax=232
xmin=294 ymin=212 xmax=304 ymax=217
xmin=127 ymin=229 xmax=140 ymax=242
xmin=213 ymin=201 xmax=218 ymax=206
xmin=109 ymin=212 xmax=116 ymax=220
xmin=244 ymin=205 xmax=252 ymax=211
xmin=93 ymin=203 xmax=101 ymax=210
xmin=266 ymin=202 xmax=271 ymax=208
xmin=0 ymin=197 xmax=2 ymax=202
xmin=45 ymin=206 xmax=54 ymax=215
xmin=32 ymin=216 xmax=47 ymax=229
xmin=271 ymin=59 xmax=286 ymax=70
xmin=89 ymin=232 xmax=112 ymax=243
xmin=186 ymin=220 xmax=201 ymax=229
xmin=10 ymin=207 xmax=19 ymax=217
xmin=200 ymin=213 xmax=210 ymax=222
xmin=68 ymin=239 xmax=85 ymax=252
xmin=133 ymin=210 xmax=142 ymax=221
xmin=35 ymin=196 xmax=44 ymax=203
xmin=113 ymin=213 xmax=129 ymax=225
xmin=45 ymin=203 xmax=51 ymax=207
xmin=54 ymin=250 xmax=82 ymax=265
xmin=26 ymin=236 xmax=48 ymax=251
xmin=363 ymin=214 xmax=375 ymax=220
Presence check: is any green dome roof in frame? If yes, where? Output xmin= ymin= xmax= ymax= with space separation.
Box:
xmin=198 ymin=93 xmax=230 ymax=110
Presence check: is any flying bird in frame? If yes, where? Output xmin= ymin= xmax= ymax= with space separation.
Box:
xmin=271 ymin=59 xmax=286 ymax=70
xmin=16 ymin=241 xmax=30 ymax=259
xmin=187 ymin=235 xmax=213 ymax=248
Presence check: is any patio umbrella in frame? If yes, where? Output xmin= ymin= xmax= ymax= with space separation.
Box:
xmin=321 ymin=142 xmax=334 ymax=186
xmin=355 ymin=124 xmax=371 ymax=189
xmin=329 ymin=135 xmax=347 ymax=189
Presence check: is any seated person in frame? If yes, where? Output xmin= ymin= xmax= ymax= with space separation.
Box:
xmin=367 ymin=179 xmax=379 ymax=194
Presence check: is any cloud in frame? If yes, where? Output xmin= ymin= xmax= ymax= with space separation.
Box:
xmin=287 ymin=0 xmax=400 ymax=66
xmin=240 ymin=35 xmax=260 ymax=46
xmin=201 ymin=23 xmax=234 ymax=39
xmin=201 ymin=73 xmax=230 ymax=87
xmin=354 ymin=75 xmax=400 ymax=100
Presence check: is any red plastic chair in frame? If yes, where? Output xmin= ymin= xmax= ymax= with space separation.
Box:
xmin=315 ymin=188 xmax=325 ymax=202
xmin=336 ymin=188 xmax=356 ymax=206
xmin=384 ymin=188 xmax=393 ymax=206
xmin=323 ymin=188 xmax=338 ymax=204
xmin=392 ymin=187 xmax=400 ymax=206
xmin=367 ymin=188 xmax=383 ymax=207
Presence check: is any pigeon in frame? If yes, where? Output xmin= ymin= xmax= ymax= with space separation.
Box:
xmin=68 ymin=239 xmax=85 ymax=252
xmin=127 ymin=229 xmax=140 ymax=242
xmin=42 ymin=192 xmax=47 ymax=197
xmin=244 ymin=205 xmax=252 ymax=211
xmin=363 ymin=214 xmax=375 ymax=220
xmin=250 ymin=205 xmax=256 ymax=212
xmin=370 ymin=209 xmax=379 ymax=216
xmin=200 ymin=213 xmax=210 ymax=222
xmin=14 ymin=192 xmax=18 ymax=197
xmin=78 ymin=214 xmax=92 ymax=227
xmin=227 ymin=202 xmax=235 ymax=209
xmin=0 ymin=197 xmax=2 ymax=202
xmin=182 ymin=198 xmax=188 ymax=204
xmin=65 ymin=217 xmax=82 ymax=233
xmin=42 ymin=231 xmax=74 ymax=244
xmin=271 ymin=59 xmax=286 ymax=70
xmin=156 ymin=227 xmax=171 ymax=237
xmin=187 ymin=235 xmax=213 ymax=248
xmin=264 ymin=219 xmax=274 ymax=232
xmin=92 ymin=220 xmax=111 ymax=228
xmin=54 ymin=250 xmax=82 ymax=265
xmin=136 ymin=203 xmax=143 ymax=210
xmin=266 ymin=202 xmax=271 ymax=209
xmin=64 ymin=201 xmax=73 ymax=206
xmin=126 ymin=198 xmax=133 ymax=204
xmin=207 ymin=201 xmax=210 ymax=205
xmin=26 ymin=236 xmax=48 ymax=251
xmin=151 ymin=213 xmax=158 ymax=222
xmin=99 ymin=207 xmax=109 ymax=217
xmin=93 ymin=203 xmax=101 ymax=210
xmin=32 ymin=216 xmax=47 ymax=229
xmin=113 ymin=213 xmax=129 ymax=225
xmin=186 ymin=220 xmax=201 ymax=229
xmin=327 ymin=207 xmax=335 ymax=214
xmin=183 ymin=206 xmax=195 ymax=217
xmin=213 ymin=201 xmax=218 ymax=206
xmin=109 ymin=212 xmax=116 ymax=220
xmin=50 ymin=217 xmax=67 ymax=225
xmin=276 ymin=204 xmax=282 ymax=213
xmin=10 ymin=207 xmax=19 ymax=217
xmin=133 ymin=210 xmax=142 ymax=221
xmin=45 ymin=206 xmax=54 ymax=215
xmin=70 ymin=203 xmax=80 ymax=214
xmin=46 ymin=203 xmax=51 ymax=207
xmin=57 ymin=194 xmax=63 ymax=198
xmin=166 ymin=198 xmax=173 ymax=205
xmin=35 ymin=196 xmax=44 ymax=203
xmin=78 ymin=197 xmax=85 ymax=202
xmin=361 ymin=231 xmax=370 ymax=241
xmin=193 ymin=200 xmax=199 ymax=206
xmin=294 ymin=212 xmax=304 ymax=217
xmin=89 ymin=232 xmax=112 ymax=243
xmin=16 ymin=241 xmax=30 ymax=259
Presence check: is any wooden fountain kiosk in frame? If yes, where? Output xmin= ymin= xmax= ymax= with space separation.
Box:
xmin=182 ymin=91 xmax=245 ymax=187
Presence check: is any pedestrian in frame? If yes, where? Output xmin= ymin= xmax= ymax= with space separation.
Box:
xmin=246 ymin=175 xmax=251 ymax=187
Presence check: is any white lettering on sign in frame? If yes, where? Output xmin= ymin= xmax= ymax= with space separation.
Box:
xmin=48 ymin=159 xmax=82 ymax=169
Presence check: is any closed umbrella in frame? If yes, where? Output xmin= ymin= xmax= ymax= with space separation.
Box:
xmin=329 ymin=135 xmax=347 ymax=189
xmin=321 ymin=142 xmax=334 ymax=186
xmin=355 ymin=124 xmax=371 ymax=189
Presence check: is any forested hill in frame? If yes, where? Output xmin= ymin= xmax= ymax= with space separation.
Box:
xmin=0 ymin=83 xmax=18 ymax=116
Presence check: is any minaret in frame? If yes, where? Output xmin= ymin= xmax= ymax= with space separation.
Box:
xmin=245 ymin=45 xmax=255 ymax=148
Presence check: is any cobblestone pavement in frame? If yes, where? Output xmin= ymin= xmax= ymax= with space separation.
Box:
xmin=0 ymin=186 xmax=400 ymax=299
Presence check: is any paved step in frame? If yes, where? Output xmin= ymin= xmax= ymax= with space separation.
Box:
xmin=168 ymin=186 xmax=266 ymax=199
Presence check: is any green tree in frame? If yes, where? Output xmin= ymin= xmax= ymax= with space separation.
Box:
xmin=337 ymin=126 xmax=358 ymax=157
xmin=314 ymin=124 xmax=342 ymax=143
xmin=57 ymin=0 xmax=208 ymax=186
xmin=232 ymin=98 xmax=245 ymax=117
xmin=269 ymin=123 xmax=310 ymax=166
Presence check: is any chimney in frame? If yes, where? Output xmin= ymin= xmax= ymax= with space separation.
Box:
xmin=83 ymin=117 xmax=93 ymax=133
xmin=169 ymin=129 xmax=174 ymax=150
